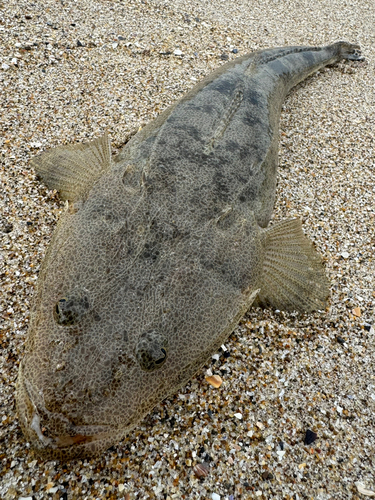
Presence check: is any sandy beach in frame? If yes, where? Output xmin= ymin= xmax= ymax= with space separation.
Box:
xmin=1 ymin=0 xmax=374 ymax=498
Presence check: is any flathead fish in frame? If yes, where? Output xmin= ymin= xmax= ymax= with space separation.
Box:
xmin=16 ymin=42 xmax=362 ymax=459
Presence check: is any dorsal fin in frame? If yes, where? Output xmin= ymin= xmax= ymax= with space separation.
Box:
xmin=30 ymin=133 xmax=111 ymax=202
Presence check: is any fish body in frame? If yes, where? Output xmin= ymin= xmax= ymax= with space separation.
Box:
xmin=16 ymin=42 xmax=361 ymax=459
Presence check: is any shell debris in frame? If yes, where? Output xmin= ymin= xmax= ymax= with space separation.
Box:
xmin=193 ymin=462 xmax=210 ymax=478
xmin=355 ymin=482 xmax=375 ymax=497
xmin=206 ymin=375 xmax=223 ymax=388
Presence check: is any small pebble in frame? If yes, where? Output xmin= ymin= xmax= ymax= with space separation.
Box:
xmin=304 ymin=429 xmax=318 ymax=445
xmin=261 ymin=471 xmax=274 ymax=480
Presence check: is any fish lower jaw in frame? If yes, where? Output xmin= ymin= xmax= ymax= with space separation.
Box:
xmin=17 ymin=373 xmax=124 ymax=459
xmin=25 ymin=407 xmax=124 ymax=459
xmin=29 ymin=410 xmax=114 ymax=449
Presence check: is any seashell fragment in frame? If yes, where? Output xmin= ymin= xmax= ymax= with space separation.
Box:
xmin=193 ymin=462 xmax=210 ymax=478
xmin=205 ymin=374 xmax=223 ymax=388
xmin=355 ymin=482 xmax=375 ymax=497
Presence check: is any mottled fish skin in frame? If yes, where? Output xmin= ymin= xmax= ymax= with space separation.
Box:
xmin=16 ymin=42 xmax=362 ymax=459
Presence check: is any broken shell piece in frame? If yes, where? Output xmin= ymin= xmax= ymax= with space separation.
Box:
xmin=352 ymin=307 xmax=361 ymax=317
xmin=193 ymin=462 xmax=210 ymax=478
xmin=355 ymin=482 xmax=375 ymax=497
xmin=205 ymin=375 xmax=223 ymax=388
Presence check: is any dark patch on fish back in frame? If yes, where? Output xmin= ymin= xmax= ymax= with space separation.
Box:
xmin=211 ymin=78 xmax=236 ymax=96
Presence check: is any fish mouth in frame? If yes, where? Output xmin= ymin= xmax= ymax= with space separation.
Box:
xmin=16 ymin=367 xmax=123 ymax=459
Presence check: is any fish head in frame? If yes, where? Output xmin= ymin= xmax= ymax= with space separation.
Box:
xmin=16 ymin=172 xmax=262 ymax=460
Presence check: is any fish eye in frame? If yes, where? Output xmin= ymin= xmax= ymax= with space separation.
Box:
xmin=136 ymin=331 xmax=168 ymax=372
xmin=54 ymin=292 xmax=90 ymax=326
xmin=155 ymin=348 xmax=167 ymax=364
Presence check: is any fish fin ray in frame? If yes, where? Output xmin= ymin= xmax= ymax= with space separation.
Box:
xmin=255 ymin=218 xmax=330 ymax=312
xmin=31 ymin=133 xmax=111 ymax=201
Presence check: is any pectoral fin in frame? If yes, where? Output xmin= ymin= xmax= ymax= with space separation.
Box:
xmin=255 ymin=218 xmax=329 ymax=312
xmin=31 ymin=133 xmax=111 ymax=202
